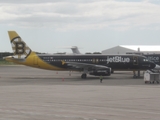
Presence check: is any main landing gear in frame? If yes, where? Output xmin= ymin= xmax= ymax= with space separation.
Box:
xmin=81 ymin=73 xmax=87 ymax=79
xmin=133 ymin=70 xmax=141 ymax=78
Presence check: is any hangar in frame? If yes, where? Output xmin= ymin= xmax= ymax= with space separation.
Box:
xmin=102 ymin=45 xmax=160 ymax=54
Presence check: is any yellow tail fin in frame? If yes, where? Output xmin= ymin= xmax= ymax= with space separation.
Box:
xmin=8 ymin=31 xmax=32 ymax=59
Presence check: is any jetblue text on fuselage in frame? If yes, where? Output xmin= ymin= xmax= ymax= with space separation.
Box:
xmin=107 ymin=56 xmax=130 ymax=63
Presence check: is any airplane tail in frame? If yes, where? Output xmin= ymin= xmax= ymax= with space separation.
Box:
xmin=5 ymin=31 xmax=63 ymax=70
xmin=8 ymin=31 xmax=32 ymax=59
xmin=71 ymin=46 xmax=81 ymax=54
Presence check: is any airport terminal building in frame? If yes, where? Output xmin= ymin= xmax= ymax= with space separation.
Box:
xmin=0 ymin=52 xmax=13 ymax=60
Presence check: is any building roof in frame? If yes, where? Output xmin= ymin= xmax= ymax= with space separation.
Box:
xmin=102 ymin=45 xmax=160 ymax=54
xmin=120 ymin=45 xmax=160 ymax=51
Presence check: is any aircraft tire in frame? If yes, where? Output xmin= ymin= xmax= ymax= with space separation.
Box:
xmin=81 ymin=73 xmax=87 ymax=79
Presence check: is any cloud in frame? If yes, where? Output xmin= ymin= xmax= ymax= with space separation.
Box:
xmin=0 ymin=0 xmax=160 ymax=31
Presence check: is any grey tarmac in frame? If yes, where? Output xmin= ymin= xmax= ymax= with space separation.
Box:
xmin=0 ymin=65 xmax=160 ymax=120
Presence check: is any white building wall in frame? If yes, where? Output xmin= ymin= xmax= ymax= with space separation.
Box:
xmin=102 ymin=46 xmax=136 ymax=54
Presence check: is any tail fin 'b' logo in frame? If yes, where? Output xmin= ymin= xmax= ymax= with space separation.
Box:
xmin=11 ymin=37 xmax=31 ymax=59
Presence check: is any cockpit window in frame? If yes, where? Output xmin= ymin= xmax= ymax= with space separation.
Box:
xmin=143 ymin=59 xmax=148 ymax=61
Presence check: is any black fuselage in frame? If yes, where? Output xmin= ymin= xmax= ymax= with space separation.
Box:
xmin=37 ymin=54 xmax=155 ymax=71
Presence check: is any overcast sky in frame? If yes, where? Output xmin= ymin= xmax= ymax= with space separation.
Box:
xmin=1 ymin=0 xmax=160 ymax=53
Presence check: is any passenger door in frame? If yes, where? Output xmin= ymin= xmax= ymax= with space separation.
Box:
xmin=133 ymin=56 xmax=138 ymax=65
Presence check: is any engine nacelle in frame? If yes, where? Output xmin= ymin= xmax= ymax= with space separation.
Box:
xmin=89 ymin=68 xmax=111 ymax=76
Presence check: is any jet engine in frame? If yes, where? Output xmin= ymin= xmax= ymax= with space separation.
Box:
xmin=89 ymin=68 xmax=111 ymax=76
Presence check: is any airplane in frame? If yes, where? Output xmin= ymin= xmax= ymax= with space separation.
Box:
xmin=53 ymin=46 xmax=80 ymax=55
xmin=4 ymin=31 xmax=156 ymax=79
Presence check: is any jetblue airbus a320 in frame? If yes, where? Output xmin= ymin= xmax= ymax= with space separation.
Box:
xmin=5 ymin=31 xmax=156 ymax=78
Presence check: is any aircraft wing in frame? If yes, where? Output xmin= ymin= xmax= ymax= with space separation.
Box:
xmin=63 ymin=61 xmax=109 ymax=70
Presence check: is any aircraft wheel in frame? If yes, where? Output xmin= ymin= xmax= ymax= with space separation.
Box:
xmin=81 ymin=73 xmax=87 ymax=79
xmin=111 ymin=70 xmax=114 ymax=74
xmin=133 ymin=75 xmax=137 ymax=78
